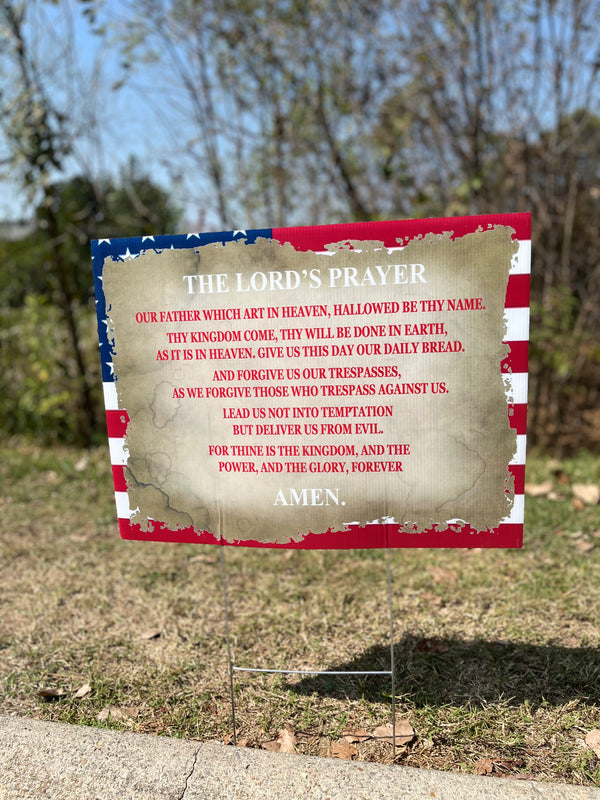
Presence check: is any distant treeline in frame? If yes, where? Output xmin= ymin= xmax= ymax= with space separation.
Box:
xmin=0 ymin=0 xmax=598 ymax=451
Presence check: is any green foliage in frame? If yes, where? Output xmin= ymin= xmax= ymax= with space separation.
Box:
xmin=530 ymin=287 xmax=580 ymax=382
xmin=1 ymin=166 xmax=182 ymax=308
xmin=0 ymin=166 xmax=181 ymax=444
xmin=0 ymin=234 xmax=49 ymax=307
xmin=0 ymin=295 xmax=103 ymax=443
xmin=1 ymin=0 xmax=599 ymax=449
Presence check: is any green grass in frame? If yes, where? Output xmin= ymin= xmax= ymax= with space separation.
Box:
xmin=0 ymin=441 xmax=599 ymax=784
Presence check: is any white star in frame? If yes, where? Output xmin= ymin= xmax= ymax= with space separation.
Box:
xmin=97 ymin=239 xmax=111 ymax=244
xmin=141 ymin=235 xmax=155 ymax=242
xmin=107 ymin=361 xmax=114 ymax=375
xmin=103 ymin=318 xmax=111 ymax=331
xmin=118 ymin=248 xmax=138 ymax=261
xmin=233 ymin=230 xmax=247 ymax=237
xmin=186 ymin=232 xmax=201 ymax=239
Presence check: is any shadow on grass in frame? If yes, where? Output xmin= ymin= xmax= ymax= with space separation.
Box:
xmin=283 ymin=633 xmax=600 ymax=708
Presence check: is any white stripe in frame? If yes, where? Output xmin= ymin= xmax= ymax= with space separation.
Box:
xmin=504 ymin=307 xmax=530 ymax=341
xmin=108 ymin=437 xmax=128 ymax=466
xmin=510 ymin=435 xmax=527 ymax=465
xmin=510 ymin=239 xmax=531 ymax=274
xmin=503 ymin=372 xmax=528 ymax=405
xmin=115 ymin=491 xmax=133 ymax=519
xmin=502 ymin=493 xmax=525 ymax=524
xmin=103 ymin=381 xmax=119 ymax=410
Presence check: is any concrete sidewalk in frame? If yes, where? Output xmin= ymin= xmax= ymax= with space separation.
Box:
xmin=1 ymin=715 xmax=599 ymax=800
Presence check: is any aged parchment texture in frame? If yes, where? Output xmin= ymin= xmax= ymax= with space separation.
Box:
xmin=103 ymin=228 xmax=516 ymax=543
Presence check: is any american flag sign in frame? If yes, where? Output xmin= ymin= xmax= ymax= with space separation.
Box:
xmin=92 ymin=214 xmax=530 ymax=549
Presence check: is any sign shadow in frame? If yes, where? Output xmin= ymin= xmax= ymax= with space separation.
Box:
xmin=283 ymin=633 xmax=600 ymax=709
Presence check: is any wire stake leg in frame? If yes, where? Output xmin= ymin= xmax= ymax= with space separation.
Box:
xmin=386 ymin=548 xmax=397 ymax=760
xmin=219 ymin=547 xmax=397 ymax=759
xmin=219 ymin=545 xmax=237 ymax=746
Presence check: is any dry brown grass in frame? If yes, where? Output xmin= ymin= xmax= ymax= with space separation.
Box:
xmin=1 ymin=442 xmax=599 ymax=785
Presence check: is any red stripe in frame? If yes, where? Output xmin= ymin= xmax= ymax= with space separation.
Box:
xmin=508 ymin=403 xmax=527 ymax=434
xmin=112 ymin=465 xmax=128 ymax=492
xmin=509 ymin=464 xmax=526 ymax=494
xmin=273 ymin=213 xmax=531 ymax=251
xmin=118 ymin=518 xmax=522 ymax=549
xmin=505 ymin=273 xmax=530 ymax=307
xmin=501 ymin=341 xmax=528 ymax=373
xmin=106 ymin=409 xmax=130 ymax=438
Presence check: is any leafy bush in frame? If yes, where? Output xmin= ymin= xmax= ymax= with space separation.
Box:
xmin=0 ymin=295 xmax=104 ymax=444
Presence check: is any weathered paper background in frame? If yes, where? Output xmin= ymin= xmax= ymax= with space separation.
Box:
xmin=103 ymin=228 xmax=516 ymax=543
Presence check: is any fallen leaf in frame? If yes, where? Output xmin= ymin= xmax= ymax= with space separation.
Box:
xmin=572 ymin=498 xmax=586 ymax=511
xmin=427 ymin=566 xmax=457 ymax=583
xmin=372 ymin=719 xmax=414 ymax=746
xmin=223 ymin=729 xmax=242 ymax=745
xmin=36 ymin=687 xmax=65 ymax=700
xmin=524 ymin=480 xmax=553 ymax=497
xmin=97 ymin=705 xmax=139 ymax=723
xmin=474 ymin=757 xmax=494 ymax=775
xmin=416 ymin=637 xmax=449 ymax=654
xmin=592 ymin=529 xmax=600 ymax=539
xmin=341 ymin=728 xmax=370 ymax=743
xmin=493 ymin=758 xmax=526 ymax=771
xmin=574 ymin=539 xmax=595 ymax=553
xmin=140 ymin=629 xmax=162 ymax=640
xmin=74 ymin=682 xmax=91 ymax=699
xmin=585 ymin=729 xmax=600 ymax=757
xmin=277 ymin=726 xmax=297 ymax=753
xmin=74 ymin=455 xmax=89 ymax=472
xmin=329 ymin=740 xmax=357 ymax=760
xmin=553 ymin=469 xmax=571 ymax=485
xmin=262 ymin=725 xmax=296 ymax=753
xmin=573 ymin=484 xmax=600 ymax=505
xmin=420 ymin=592 xmax=443 ymax=606
xmin=189 ymin=554 xmax=216 ymax=565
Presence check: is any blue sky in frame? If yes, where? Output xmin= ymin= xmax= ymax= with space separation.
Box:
xmin=0 ymin=0 xmax=184 ymax=224
xmin=1 ymin=0 xmax=598 ymax=231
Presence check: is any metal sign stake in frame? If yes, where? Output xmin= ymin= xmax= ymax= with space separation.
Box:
xmin=218 ymin=547 xmax=398 ymax=760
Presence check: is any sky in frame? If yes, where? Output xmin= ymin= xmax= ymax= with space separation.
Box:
xmin=0 ymin=0 xmax=187 ymax=225
xmin=1 ymin=0 xmax=598 ymax=231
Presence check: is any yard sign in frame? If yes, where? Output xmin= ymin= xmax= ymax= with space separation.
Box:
xmin=92 ymin=213 xmax=530 ymax=549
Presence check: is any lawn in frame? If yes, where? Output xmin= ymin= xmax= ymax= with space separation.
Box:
xmin=0 ymin=442 xmax=599 ymax=785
